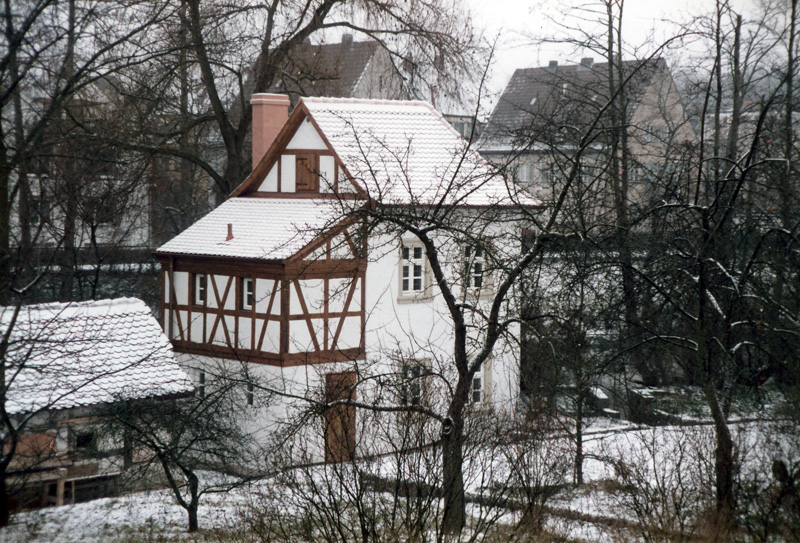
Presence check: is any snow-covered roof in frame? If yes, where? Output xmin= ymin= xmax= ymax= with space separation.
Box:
xmin=155 ymin=198 xmax=344 ymax=259
xmin=3 ymin=298 xmax=192 ymax=416
xmin=301 ymin=97 xmax=540 ymax=207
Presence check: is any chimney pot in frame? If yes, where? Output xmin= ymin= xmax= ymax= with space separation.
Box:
xmin=250 ymin=93 xmax=290 ymax=171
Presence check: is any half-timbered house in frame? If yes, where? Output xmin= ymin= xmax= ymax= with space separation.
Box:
xmin=154 ymin=94 xmax=537 ymax=461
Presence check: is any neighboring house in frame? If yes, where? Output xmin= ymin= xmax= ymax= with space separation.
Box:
xmin=267 ymin=35 xmax=408 ymax=103
xmin=2 ymin=298 xmax=192 ymax=510
xmin=267 ymin=35 xmax=479 ymax=139
xmin=14 ymin=85 xmax=154 ymax=257
xmin=480 ymin=57 xmax=696 ymax=218
xmin=154 ymin=94 xmax=535 ymax=462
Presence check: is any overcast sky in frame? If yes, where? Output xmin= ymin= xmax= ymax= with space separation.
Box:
xmin=465 ymin=0 xmax=763 ymax=101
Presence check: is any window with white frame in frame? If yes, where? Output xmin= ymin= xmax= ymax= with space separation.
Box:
xmin=194 ymin=274 xmax=206 ymax=305
xmin=517 ymin=163 xmax=535 ymax=184
xmin=241 ymin=278 xmax=254 ymax=310
xmin=464 ymin=246 xmax=486 ymax=289
xmin=401 ymin=244 xmax=425 ymax=294
xmin=469 ymin=374 xmax=483 ymax=403
xmin=399 ymin=359 xmax=429 ymax=406
xmin=467 ymin=360 xmax=491 ymax=404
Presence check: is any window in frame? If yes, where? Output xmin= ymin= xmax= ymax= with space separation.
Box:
xmin=517 ymin=163 xmax=535 ymax=184
xmin=198 ymin=371 xmax=206 ymax=399
xmin=401 ymin=244 xmax=425 ymax=294
xmin=194 ymin=274 xmax=206 ymax=305
xmin=74 ymin=431 xmax=96 ymax=452
xmin=246 ymin=381 xmax=254 ymax=406
xmin=399 ymin=360 xmax=428 ymax=406
xmin=465 ymin=246 xmax=486 ymax=289
xmin=241 ymin=278 xmax=254 ymax=310
xmin=469 ymin=375 xmax=482 ymax=403
xmin=295 ymin=153 xmax=319 ymax=192
xmin=30 ymin=195 xmax=50 ymax=225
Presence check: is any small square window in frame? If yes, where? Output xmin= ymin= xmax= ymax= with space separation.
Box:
xmin=75 ymin=432 xmax=96 ymax=450
xmin=241 ymin=278 xmax=254 ymax=310
xmin=195 ymin=274 xmax=206 ymax=305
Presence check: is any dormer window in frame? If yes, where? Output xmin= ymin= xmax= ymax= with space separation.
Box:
xmin=295 ymin=153 xmax=319 ymax=192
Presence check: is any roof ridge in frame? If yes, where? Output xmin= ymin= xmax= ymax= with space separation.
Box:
xmin=3 ymin=297 xmax=148 ymax=314
xmin=301 ymin=96 xmax=432 ymax=107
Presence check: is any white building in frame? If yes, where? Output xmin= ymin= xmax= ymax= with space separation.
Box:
xmin=155 ymin=95 xmax=539 ymax=462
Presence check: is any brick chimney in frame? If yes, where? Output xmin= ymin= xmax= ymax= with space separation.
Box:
xmin=578 ymin=57 xmax=594 ymax=71
xmin=546 ymin=60 xmax=558 ymax=73
xmin=250 ymin=93 xmax=290 ymax=170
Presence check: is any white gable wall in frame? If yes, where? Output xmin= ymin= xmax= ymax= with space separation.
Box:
xmin=280 ymin=155 xmax=295 ymax=192
xmin=286 ymin=118 xmax=328 ymax=150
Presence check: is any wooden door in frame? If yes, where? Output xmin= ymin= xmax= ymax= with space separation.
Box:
xmin=324 ymin=371 xmax=356 ymax=463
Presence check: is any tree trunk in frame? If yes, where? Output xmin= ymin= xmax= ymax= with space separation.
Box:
xmin=188 ymin=473 xmax=200 ymax=532
xmin=0 ymin=464 xmax=9 ymax=527
xmin=440 ymin=361 xmax=471 ymax=535
xmin=704 ymin=384 xmax=735 ymax=525
xmin=441 ymin=399 xmax=466 ymax=534
xmin=574 ymin=393 xmax=584 ymax=485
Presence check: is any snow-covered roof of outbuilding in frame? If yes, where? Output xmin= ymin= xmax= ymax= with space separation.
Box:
xmin=155 ymin=197 xmax=344 ymax=259
xmin=2 ymin=298 xmax=192 ymax=416
xmin=300 ymin=97 xmax=540 ymax=207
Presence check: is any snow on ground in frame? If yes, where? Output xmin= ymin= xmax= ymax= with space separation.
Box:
xmin=2 ymin=418 xmax=793 ymax=542
xmin=4 ymin=485 xmax=248 ymax=542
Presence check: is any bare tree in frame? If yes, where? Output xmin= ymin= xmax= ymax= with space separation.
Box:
xmin=100 ymin=360 xmax=266 ymax=533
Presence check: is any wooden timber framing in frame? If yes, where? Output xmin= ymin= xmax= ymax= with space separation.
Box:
xmin=229 ymin=102 xmax=367 ymax=199
xmin=156 ymin=249 xmax=367 ymax=367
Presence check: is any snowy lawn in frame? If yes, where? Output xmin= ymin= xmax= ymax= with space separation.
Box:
xmin=2 ymin=417 xmax=794 ymax=542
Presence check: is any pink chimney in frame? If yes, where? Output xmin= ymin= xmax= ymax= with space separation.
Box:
xmin=250 ymin=93 xmax=290 ymax=170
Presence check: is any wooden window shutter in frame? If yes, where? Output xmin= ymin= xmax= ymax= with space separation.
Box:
xmin=295 ymin=153 xmax=318 ymax=192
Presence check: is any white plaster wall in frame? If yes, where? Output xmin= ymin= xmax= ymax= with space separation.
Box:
xmin=257 ymin=164 xmax=278 ymax=192
xmin=299 ymin=279 xmax=325 ymax=312
xmin=189 ymin=311 xmax=203 ymax=341
xmin=288 ymin=320 xmax=314 ymax=353
xmin=319 ymin=155 xmax=335 ymax=192
xmin=286 ymin=119 xmax=328 ymax=150
xmin=173 ymin=272 xmax=188 ymax=306
xmin=280 ymin=155 xmax=295 ymax=192
xmin=254 ymin=279 xmax=279 ymax=314
xmin=259 ymin=319 xmax=280 ymax=352
xmin=238 ymin=316 xmax=252 ymax=349
xmin=327 ymin=277 xmax=351 ymax=312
